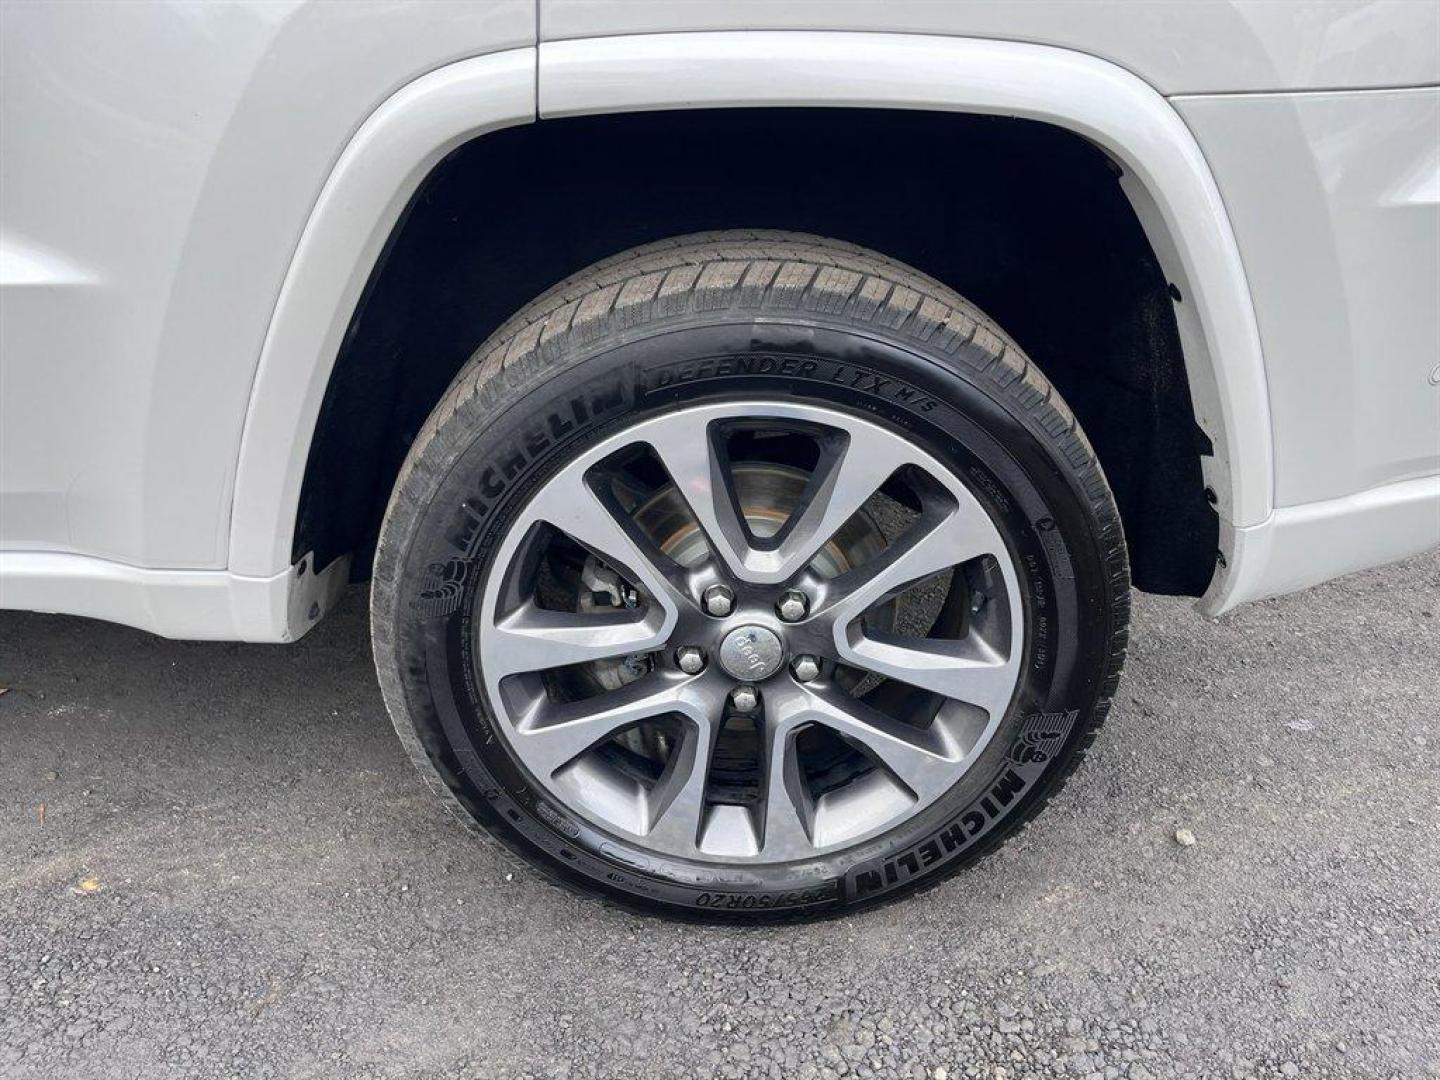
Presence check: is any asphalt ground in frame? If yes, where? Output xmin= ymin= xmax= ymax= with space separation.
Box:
xmin=2 ymin=553 xmax=1437 ymax=1080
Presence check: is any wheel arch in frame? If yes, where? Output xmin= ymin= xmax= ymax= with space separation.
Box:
xmin=227 ymin=32 xmax=1272 ymax=626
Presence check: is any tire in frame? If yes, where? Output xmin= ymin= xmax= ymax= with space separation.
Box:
xmin=371 ymin=231 xmax=1129 ymax=921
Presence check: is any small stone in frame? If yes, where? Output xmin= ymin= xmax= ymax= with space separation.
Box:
xmin=932 ymin=1068 xmax=948 ymax=1080
xmin=1174 ymin=828 xmax=1197 ymax=847
xmin=1280 ymin=1065 xmax=1299 ymax=1078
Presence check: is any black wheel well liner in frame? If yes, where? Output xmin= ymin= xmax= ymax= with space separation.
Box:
xmin=293 ymin=107 xmax=1217 ymax=596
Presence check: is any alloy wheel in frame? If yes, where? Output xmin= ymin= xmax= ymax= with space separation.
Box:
xmin=475 ymin=400 xmax=1024 ymax=864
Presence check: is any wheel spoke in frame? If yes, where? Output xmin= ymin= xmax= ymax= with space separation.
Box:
xmin=758 ymin=718 xmax=815 ymax=857
xmin=840 ymin=634 xmax=1016 ymax=720
xmin=515 ymin=675 xmax=698 ymax=779
xmin=644 ymin=719 xmax=719 ymax=851
xmin=798 ymin=688 xmax=961 ymax=801
xmin=641 ymin=417 xmax=753 ymax=579
xmin=760 ymin=429 xmax=910 ymax=581
xmin=643 ymin=416 xmax=915 ymax=584
xmin=521 ymin=465 xmax=691 ymax=616
xmin=487 ymin=601 xmax=666 ymax=679
xmin=824 ymin=505 xmax=996 ymax=630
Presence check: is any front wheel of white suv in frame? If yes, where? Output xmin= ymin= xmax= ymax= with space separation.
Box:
xmin=370 ymin=231 xmax=1129 ymax=920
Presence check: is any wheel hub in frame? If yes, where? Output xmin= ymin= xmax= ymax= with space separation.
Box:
xmin=717 ymin=624 xmax=784 ymax=681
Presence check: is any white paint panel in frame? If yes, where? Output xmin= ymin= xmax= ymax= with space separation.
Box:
xmin=1175 ymin=87 xmax=1440 ymax=507
xmin=0 ymin=553 xmax=292 ymax=642
xmin=541 ymin=0 xmax=1440 ymax=95
xmin=1203 ymin=476 xmax=1440 ymax=615
xmin=0 ymin=0 xmax=534 ymax=568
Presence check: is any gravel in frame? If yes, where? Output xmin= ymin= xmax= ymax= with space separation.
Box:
xmin=2 ymin=554 xmax=1437 ymax=1079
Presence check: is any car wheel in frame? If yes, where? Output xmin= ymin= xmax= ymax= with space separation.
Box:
xmin=371 ymin=231 xmax=1129 ymax=920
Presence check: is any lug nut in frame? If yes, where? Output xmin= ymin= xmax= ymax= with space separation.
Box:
xmin=729 ymin=685 xmax=759 ymax=713
xmin=702 ymin=584 xmax=735 ymax=618
xmin=791 ymin=655 xmax=821 ymax=683
xmin=776 ymin=590 xmax=809 ymax=623
xmin=675 ymin=646 xmax=706 ymax=675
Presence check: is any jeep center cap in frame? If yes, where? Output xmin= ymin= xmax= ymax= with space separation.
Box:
xmin=718 ymin=625 xmax=784 ymax=681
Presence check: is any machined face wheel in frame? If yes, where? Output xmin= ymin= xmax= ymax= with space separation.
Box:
xmin=476 ymin=401 xmax=1023 ymax=863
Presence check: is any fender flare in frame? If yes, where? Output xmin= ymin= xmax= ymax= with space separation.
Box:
xmin=228 ymin=32 xmax=1273 ymax=616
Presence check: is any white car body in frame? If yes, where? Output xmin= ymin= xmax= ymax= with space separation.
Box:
xmin=2 ymin=0 xmax=1437 ymax=641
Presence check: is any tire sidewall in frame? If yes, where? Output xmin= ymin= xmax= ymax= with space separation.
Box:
xmin=376 ymin=316 xmax=1118 ymax=918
